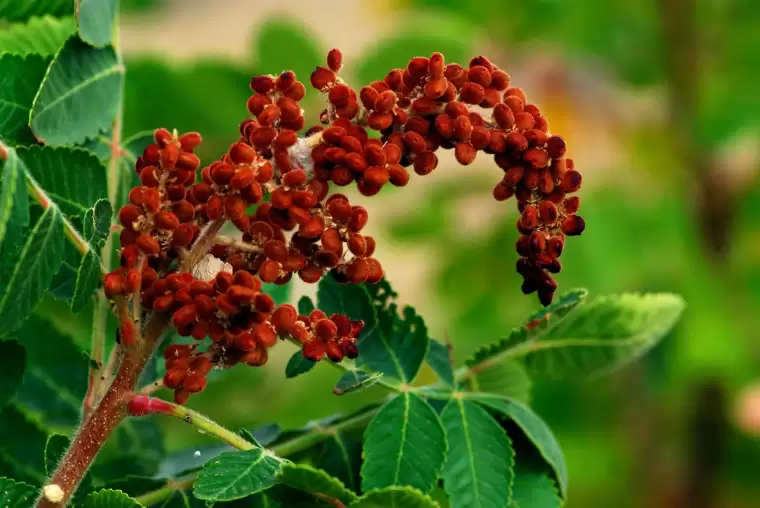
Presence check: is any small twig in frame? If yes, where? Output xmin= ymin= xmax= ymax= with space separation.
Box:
xmin=128 ymin=395 xmax=254 ymax=451
xmin=213 ymin=236 xmax=263 ymax=253
xmin=137 ymin=378 xmax=164 ymax=395
xmin=180 ymin=220 xmax=224 ymax=273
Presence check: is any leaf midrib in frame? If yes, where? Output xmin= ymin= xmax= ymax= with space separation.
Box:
xmin=32 ymin=63 xmax=123 ymax=121
xmin=458 ymin=399 xmax=482 ymax=506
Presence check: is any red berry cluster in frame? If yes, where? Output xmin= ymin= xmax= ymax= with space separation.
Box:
xmin=303 ymin=50 xmax=584 ymax=305
xmin=102 ymin=48 xmax=585 ymax=403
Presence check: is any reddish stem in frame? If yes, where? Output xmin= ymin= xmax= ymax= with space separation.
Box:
xmin=35 ymin=315 xmax=168 ymax=508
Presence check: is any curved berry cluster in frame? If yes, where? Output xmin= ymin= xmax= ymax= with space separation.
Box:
xmin=101 ymin=48 xmax=585 ymax=403
xmin=305 ymin=50 xmax=584 ymax=305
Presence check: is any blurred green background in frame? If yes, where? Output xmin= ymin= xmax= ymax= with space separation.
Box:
xmin=49 ymin=0 xmax=760 ymax=506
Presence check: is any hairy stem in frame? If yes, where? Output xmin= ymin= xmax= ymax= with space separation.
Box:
xmin=35 ymin=314 xmax=169 ymax=508
xmin=127 ymin=395 xmax=254 ymax=451
xmin=134 ymin=404 xmax=378 ymax=505
xmin=180 ymin=220 xmax=224 ymax=273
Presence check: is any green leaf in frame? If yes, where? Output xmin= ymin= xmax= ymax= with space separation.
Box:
xmin=349 ymin=487 xmax=440 ymax=508
xmin=193 ymin=448 xmax=285 ymax=501
xmin=113 ymin=419 xmax=166 ymax=478
xmin=361 ymin=392 xmax=446 ymax=494
xmin=253 ymin=18 xmax=321 ymax=85
xmin=0 ymin=405 xmax=48 ymax=485
xmin=30 ymin=37 xmax=124 ymax=146
xmin=317 ymin=277 xmax=377 ymax=333
xmin=465 ymin=288 xmax=588 ymax=369
xmin=262 ymin=281 xmax=291 ymax=305
xmin=0 ymin=477 xmax=38 ymax=508
xmin=14 ymin=316 xmax=89 ymax=427
xmin=77 ymin=0 xmax=117 ymax=46
xmin=0 ymin=54 xmax=51 ymax=145
xmin=17 ymin=146 xmax=108 ymax=217
xmin=45 ymin=434 xmax=68 ymax=475
xmin=277 ymin=463 xmax=357 ymax=505
xmin=508 ymin=463 xmax=562 ymax=508
xmin=284 ymin=350 xmax=316 ymax=378
xmin=0 ymin=0 xmax=74 ymax=22
xmin=360 ymin=304 xmax=430 ymax=383
xmin=0 ymin=16 xmax=76 ymax=56
xmin=440 ymin=398 xmax=515 ymax=508
xmin=519 ymin=293 xmax=686 ymax=379
xmin=82 ymin=489 xmax=142 ymax=508
xmin=316 ymin=433 xmax=362 ymax=493
xmin=465 ymin=361 xmax=531 ymax=405
xmin=425 ymin=339 xmax=454 ymax=387
xmin=471 ymin=395 xmax=566 ymax=498
xmin=333 ymin=370 xmax=382 ymax=395
xmin=297 ymin=295 xmax=314 ymax=315
xmin=0 ymin=207 xmax=64 ymax=337
xmin=70 ymin=200 xmax=111 ymax=312
xmin=0 ymin=340 xmax=26 ymax=408
xmin=0 ymin=149 xmax=31 ymax=259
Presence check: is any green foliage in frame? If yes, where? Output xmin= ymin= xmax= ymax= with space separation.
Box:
xmin=425 ymin=339 xmax=455 ymax=388
xmin=0 ymin=149 xmax=30 ymax=255
xmin=508 ymin=462 xmax=562 ymax=508
xmin=473 ymin=395 xmax=567 ymax=497
xmin=30 ymin=37 xmax=123 ymax=146
xmin=0 ymin=53 xmax=51 ymax=145
xmin=16 ymin=146 xmax=108 ymax=217
xmin=0 ymin=16 xmax=75 ymax=56
xmin=0 ymin=405 xmax=48 ymax=484
xmin=276 ymin=463 xmax=357 ymax=505
xmin=284 ymin=350 xmax=316 ymax=378
xmin=76 ymin=0 xmax=118 ymax=47
xmin=0 ymin=340 xmax=25 ymax=408
xmin=521 ymin=293 xmax=685 ymax=379
xmin=193 ymin=448 xmax=284 ymax=501
xmin=0 ymin=207 xmax=64 ymax=337
xmin=0 ymin=477 xmax=38 ymax=508
xmin=316 ymin=433 xmax=362 ymax=493
xmin=440 ymin=398 xmax=514 ymax=508
xmin=361 ymin=392 xmax=447 ymax=494
xmin=350 ymin=487 xmax=440 ymax=508
xmin=82 ymin=489 xmax=142 ymax=508
xmin=0 ymin=0 xmax=74 ymax=22
xmin=333 ymin=370 xmax=383 ymax=395
xmin=466 ymin=360 xmax=532 ymax=404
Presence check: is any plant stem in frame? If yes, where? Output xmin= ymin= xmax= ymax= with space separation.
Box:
xmin=180 ymin=220 xmax=224 ymax=273
xmin=35 ymin=314 xmax=169 ymax=508
xmin=127 ymin=395 xmax=254 ymax=451
xmin=133 ymin=404 xmax=379 ymax=506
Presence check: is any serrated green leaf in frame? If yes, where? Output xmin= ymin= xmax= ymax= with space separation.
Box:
xmin=193 ymin=448 xmax=285 ymax=501
xmin=361 ymin=392 xmax=446 ymax=494
xmin=316 ymin=433 xmax=362 ymax=493
xmin=297 ymin=295 xmax=314 ymax=315
xmin=440 ymin=398 xmax=514 ymax=508
xmin=284 ymin=350 xmax=316 ymax=378
xmin=276 ymin=463 xmax=357 ymax=504
xmin=14 ymin=316 xmax=88 ymax=426
xmin=465 ymin=360 xmax=531 ymax=405
xmin=0 ymin=16 xmax=76 ymax=56
xmin=77 ymin=0 xmax=117 ymax=46
xmin=30 ymin=37 xmax=124 ymax=146
xmin=0 ymin=476 xmax=38 ymax=508
xmin=0 ymin=0 xmax=74 ymax=22
xmin=508 ymin=462 xmax=562 ymax=508
xmin=471 ymin=395 xmax=566 ymax=498
xmin=317 ymin=276 xmax=377 ymax=334
xmin=114 ymin=419 xmax=166 ymax=477
xmin=82 ymin=489 xmax=142 ymax=508
xmin=17 ymin=146 xmax=108 ymax=217
xmin=0 ymin=405 xmax=48 ymax=484
xmin=0 ymin=53 xmax=51 ymax=145
xmin=425 ymin=339 xmax=454 ymax=388
xmin=520 ymin=293 xmax=686 ymax=378
xmin=0 ymin=207 xmax=64 ymax=337
xmin=0 ymin=149 xmax=30 ymax=257
xmin=71 ymin=200 xmax=112 ymax=312
xmin=349 ymin=487 xmax=440 ymax=508
xmin=333 ymin=370 xmax=382 ymax=395
xmin=0 ymin=340 xmax=26 ymax=408
xmin=360 ymin=304 xmax=430 ymax=383
xmin=465 ymin=289 xmax=588 ymax=369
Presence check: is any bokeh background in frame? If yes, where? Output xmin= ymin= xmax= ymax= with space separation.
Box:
xmin=52 ymin=0 xmax=760 ymax=506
